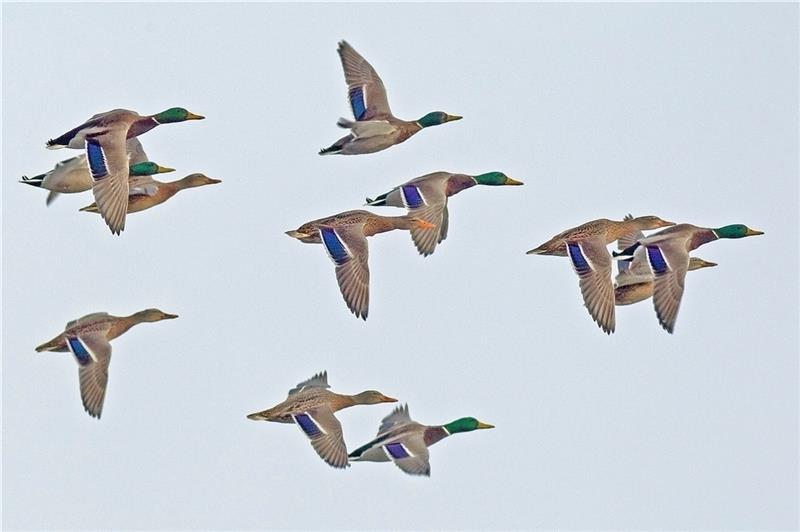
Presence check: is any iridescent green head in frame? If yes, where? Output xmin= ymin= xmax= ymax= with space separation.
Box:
xmin=473 ymin=171 xmax=524 ymax=186
xmin=713 ymin=224 xmax=764 ymax=239
xmin=152 ymin=107 xmax=205 ymax=124
xmin=443 ymin=417 xmax=494 ymax=435
xmin=417 ymin=111 xmax=462 ymax=128
xmin=129 ymin=161 xmax=175 ymax=176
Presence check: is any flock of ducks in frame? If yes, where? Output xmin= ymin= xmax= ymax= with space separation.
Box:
xmin=26 ymin=40 xmax=763 ymax=476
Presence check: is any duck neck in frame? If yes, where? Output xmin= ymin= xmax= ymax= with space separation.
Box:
xmin=424 ymin=426 xmax=451 ymax=447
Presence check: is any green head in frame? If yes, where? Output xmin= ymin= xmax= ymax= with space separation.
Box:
xmin=473 ymin=171 xmax=524 ymax=186
xmin=713 ymin=224 xmax=764 ymax=239
xmin=129 ymin=161 xmax=176 ymax=176
xmin=152 ymin=107 xmax=205 ymax=124
xmin=443 ymin=417 xmax=494 ymax=435
xmin=417 ymin=111 xmax=462 ymax=128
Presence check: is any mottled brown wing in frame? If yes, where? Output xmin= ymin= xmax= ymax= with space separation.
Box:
xmin=319 ymin=224 xmax=370 ymax=320
xmin=566 ymin=236 xmax=615 ymax=334
xmin=338 ymin=41 xmax=392 ymax=120
xmin=73 ymin=331 xmax=112 ymax=419
xmin=647 ymin=241 xmax=690 ymax=333
xmin=294 ymin=406 xmax=349 ymax=469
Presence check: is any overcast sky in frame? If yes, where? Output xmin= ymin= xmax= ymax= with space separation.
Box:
xmin=2 ymin=3 xmax=797 ymax=530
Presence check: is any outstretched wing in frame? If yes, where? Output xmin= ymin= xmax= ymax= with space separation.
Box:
xmin=400 ymin=181 xmax=448 ymax=257
xmin=126 ymin=138 xmax=148 ymax=165
xmin=319 ymin=224 xmax=370 ymax=320
xmin=66 ymin=331 xmax=112 ymax=419
xmin=338 ymin=41 xmax=392 ymax=121
xmin=376 ymin=403 xmax=414 ymax=436
xmin=288 ymin=370 xmax=330 ymax=396
xmin=292 ymin=406 xmax=349 ymax=468
xmin=86 ymin=127 xmax=131 ymax=235
xmin=385 ymin=433 xmax=431 ymax=476
xmin=566 ymin=237 xmax=615 ymax=334
xmin=647 ymin=241 xmax=690 ymax=333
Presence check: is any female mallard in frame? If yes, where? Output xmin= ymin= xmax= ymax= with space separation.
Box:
xmin=526 ymin=215 xmax=675 ymax=334
xmin=319 ymin=41 xmax=461 ymax=155
xmin=34 ymin=309 xmax=178 ymax=418
xmin=286 ymin=210 xmax=435 ymax=320
xmin=246 ymin=371 xmax=397 ymax=469
xmin=20 ymin=139 xmax=173 ymax=205
xmin=79 ymin=173 xmax=221 ymax=215
xmin=349 ymin=404 xmax=493 ymax=477
xmin=365 ymin=171 xmax=523 ymax=256
xmin=614 ymin=223 xmax=763 ymax=333
xmin=46 ymin=107 xmax=204 ymax=234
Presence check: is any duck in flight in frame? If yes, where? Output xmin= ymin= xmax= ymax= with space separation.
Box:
xmin=319 ymin=41 xmax=461 ymax=155
xmin=46 ymin=107 xmax=204 ymax=234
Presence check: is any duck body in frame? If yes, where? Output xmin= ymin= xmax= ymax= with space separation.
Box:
xmin=366 ymin=171 xmax=523 ymax=256
xmin=247 ymin=371 xmax=396 ymax=469
xmin=286 ymin=210 xmax=434 ymax=319
xmin=79 ymin=173 xmax=221 ymax=215
xmin=21 ymin=138 xmax=155 ymax=205
xmin=349 ymin=404 xmax=493 ymax=477
xmin=46 ymin=107 xmax=203 ymax=234
xmin=319 ymin=41 xmax=461 ymax=156
xmin=526 ymin=215 xmax=675 ymax=334
xmin=615 ymin=223 xmax=763 ymax=332
xmin=34 ymin=309 xmax=178 ymax=418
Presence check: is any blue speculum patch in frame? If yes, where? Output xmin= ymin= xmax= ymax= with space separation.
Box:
xmin=647 ymin=245 xmax=669 ymax=274
xmin=401 ymin=185 xmax=425 ymax=208
xmin=385 ymin=442 xmax=410 ymax=459
xmin=86 ymin=139 xmax=109 ymax=180
xmin=320 ymin=227 xmax=350 ymax=265
xmin=567 ymin=242 xmax=591 ymax=273
xmin=294 ymin=413 xmax=322 ymax=437
xmin=67 ymin=337 xmax=92 ymax=365
xmin=349 ymin=86 xmax=367 ymax=120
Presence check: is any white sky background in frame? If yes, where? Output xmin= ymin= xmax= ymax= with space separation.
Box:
xmin=2 ymin=3 xmax=797 ymax=530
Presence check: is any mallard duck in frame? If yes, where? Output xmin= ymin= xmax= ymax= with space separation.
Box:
xmin=20 ymin=139 xmax=173 ymax=205
xmin=348 ymin=404 xmax=493 ymax=477
xmin=34 ymin=309 xmax=178 ymax=418
xmin=286 ymin=210 xmax=435 ymax=320
xmin=246 ymin=371 xmax=396 ymax=469
xmin=319 ymin=41 xmax=461 ymax=155
xmin=79 ymin=173 xmax=221 ymax=215
xmin=614 ymin=223 xmax=763 ymax=332
xmin=526 ymin=215 xmax=675 ymax=334
xmin=365 ymin=171 xmax=523 ymax=256
xmin=46 ymin=107 xmax=204 ymax=234
xmin=613 ymin=215 xmax=717 ymax=305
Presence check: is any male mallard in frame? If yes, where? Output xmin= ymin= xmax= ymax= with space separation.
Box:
xmin=526 ymin=215 xmax=675 ymax=334
xmin=613 ymin=215 xmax=717 ymax=305
xmin=246 ymin=371 xmax=397 ymax=469
xmin=286 ymin=210 xmax=435 ymax=320
xmin=46 ymin=107 xmax=204 ymax=234
xmin=34 ymin=309 xmax=178 ymax=418
xmin=348 ymin=404 xmax=493 ymax=477
xmin=79 ymin=173 xmax=221 ymax=215
xmin=614 ymin=223 xmax=763 ymax=332
xmin=365 ymin=171 xmax=523 ymax=256
xmin=20 ymin=139 xmax=174 ymax=205
xmin=319 ymin=41 xmax=461 ymax=155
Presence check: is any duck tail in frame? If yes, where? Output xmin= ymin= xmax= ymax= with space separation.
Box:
xmin=20 ymin=174 xmax=46 ymax=187
xmin=365 ymin=191 xmax=388 ymax=206
xmin=612 ymin=242 xmax=641 ymax=259
xmin=319 ymin=138 xmax=346 ymax=156
xmin=35 ymin=335 xmax=63 ymax=352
